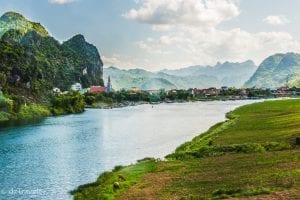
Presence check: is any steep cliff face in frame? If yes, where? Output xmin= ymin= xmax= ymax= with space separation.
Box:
xmin=244 ymin=53 xmax=300 ymax=88
xmin=62 ymin=34 xmax=103 ymax=87
xmin=0 ymin=11 xmax=103 ymax=98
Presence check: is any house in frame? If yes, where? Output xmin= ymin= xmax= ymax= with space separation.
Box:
xmin=193 ymin=88 xmax=203 ymax=96
xmin=146 ymin=90 xmax=161 ymax=95
xmin=203 ymin=88 xmax=219 ymax=96
xmin=221 ymin=86 xmax=228 ymax=91
xmin=71 ymin=83 xmax=82 ymax=91
xmin=239 ymin=89 xmax=248 ymax=97
xmin=274 ymin=86 xmax=291 ymax=97
xmin=188 ymin=88 xmax=195 ymax=96
xmin=167 ymin=89 xmax=178 ymax=95
xmin=53 ymin=88 xmax=61 ymax=95
xmin=131 ymin=87 xmax=140 ymax=93
xmin=90 ymin=86 xmax=106 ymax=93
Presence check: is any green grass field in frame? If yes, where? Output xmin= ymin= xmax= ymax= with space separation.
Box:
xmin=72 ymin=99 xmax=300 ymax=200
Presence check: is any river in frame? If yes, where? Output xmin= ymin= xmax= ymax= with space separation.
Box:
xmin=0 ymin=100 xmax=258 ymax=200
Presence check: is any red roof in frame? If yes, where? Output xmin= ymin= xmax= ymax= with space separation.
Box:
xmin=90 ymin=86 xmax=106 ymax=93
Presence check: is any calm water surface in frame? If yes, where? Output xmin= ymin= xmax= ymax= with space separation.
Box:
xmin=0 ymin=100 xmax=257 ymax=200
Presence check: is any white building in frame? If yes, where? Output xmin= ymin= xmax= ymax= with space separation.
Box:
xmin=71 ymin=83 xmax=82 ymax=91
xmin=53 ymin=87 xmax=61 ymax=95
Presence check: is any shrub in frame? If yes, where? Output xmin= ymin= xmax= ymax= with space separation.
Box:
xmin=51 ymin=92 xmax=85 ymax=115
xmin=169 ymin=142 xmax=291 ymax=160
xmin=212 ymin=187 xmax=272 ymax=199
xmin=10 ymin=95 xmax=24 ymax=113
xmin=0 ymin=97 xmax=13 ymax=112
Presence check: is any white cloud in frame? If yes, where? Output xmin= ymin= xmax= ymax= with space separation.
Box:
xmin=123 ymin=0 xmax=300 ymax=68
xmin=263 ymin=15 xmax=290 ymax=25
xmin=135 ymin=27 xmax=300 ymax=67
xmin=124 ymin=0 xmax=240 ymax=27
xmin=48 ymin=0 xmax=77 ymax=4
xmin=102 ymin=55 xmax=136 ymax=69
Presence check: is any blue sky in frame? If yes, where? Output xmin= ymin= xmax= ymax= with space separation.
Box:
xmin=0 ymin=0 xmax=300 ymax=70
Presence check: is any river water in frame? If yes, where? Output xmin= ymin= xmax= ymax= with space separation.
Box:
xmin=0 ymin=100 xmax=257 ymax=200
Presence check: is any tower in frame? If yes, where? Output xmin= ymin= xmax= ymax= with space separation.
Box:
xmin=106 ymin=76 xmax=112 ymax=93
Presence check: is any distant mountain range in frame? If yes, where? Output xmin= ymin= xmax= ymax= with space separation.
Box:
xmin=104 ymin=67 xmax=219 ymax=90
xmin=161 ymin=60 xmax=257 ymax=87
xmin=107 ymin=53 xmax=300 ymax=90
xmin=245 ymin=53 xmax=300 ymax=88
xmin=104 ymin=61 xmax=257 ymax=90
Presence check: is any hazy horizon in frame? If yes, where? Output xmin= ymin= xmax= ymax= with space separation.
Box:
xmin=104 ymin=59 xmax=258 ymax=72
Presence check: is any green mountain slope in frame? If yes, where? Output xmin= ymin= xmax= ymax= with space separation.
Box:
xmin=0 ymin=12 xmax=48 ymax=38
xmin=245 ymin=53 xmax=300 ymax=88
xmin=0 ymin=11 xmax=103 ymax=99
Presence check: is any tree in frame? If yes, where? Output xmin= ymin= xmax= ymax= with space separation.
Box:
xmin=0 ymin=72 xmax=6 ymax=88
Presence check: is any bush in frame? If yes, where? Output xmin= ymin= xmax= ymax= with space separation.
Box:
xmin=16 ymin=104 xmax=51 ymax=121
xmin=212 ymin=187 xmax=272 ymax=199
xmin=0 ymin=111 xmax=11 ymax=122
xmin=169 ymin=142 xmax=291 ymax=160
xmin=51 ymin=92 xmax=85 ymax=115
xmin=0 ymin=97 xmax=13 ymax=112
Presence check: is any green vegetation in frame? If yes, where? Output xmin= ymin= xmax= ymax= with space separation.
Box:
xmin=72 ymin=159 xmax=157 ymax=200
xmin=84 ymin=87 xmax=275 ymax=109
xmin=0 ymin=102 xmax=51 ymax=126
xmin=84 ymin=92 xmax=114 ymax=108
xmin=84 ymin=89 xmax=194 ymax=109
xmin=0 ymin=92 xmax=85 ymax=127
xmin=0 ymin=11 xmax=103 ymax=127
xmin=0 ymin=11 xmax=103 ymax=99
xmin=50 ymin=92 xmax=85 ymax=115
xmin=0 ymin=12 xmax=48 ymax=38
xmin=245 ymin=52 xmax=300 ymax=88
xmin=73 ymin=99 xmax=300 ymax=199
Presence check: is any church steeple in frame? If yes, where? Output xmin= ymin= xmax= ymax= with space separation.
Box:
xmin=106 ymin=76 xmax=112 ymax=93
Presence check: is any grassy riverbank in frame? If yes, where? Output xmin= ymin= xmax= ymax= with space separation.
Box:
xmin=72 ymin=99 xmax=300 ymax=200
xmin=0 ymin=104 xmax=52 ymax=127
xmin=0 ymin=92 xmax=85 ymax=127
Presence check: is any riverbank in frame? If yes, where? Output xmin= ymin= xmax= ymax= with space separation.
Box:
xmin=0 ymin=92 xmax=85 ymax=128
xmin=87 ymin=101 xmax=148 ymax=109
xmin=72 ymin=99 xmax=300 ymax=199
xmin=87 ymin=97 xmax=269 ymax=110
xmin=0 ymin=104 xmax=51 ymax=127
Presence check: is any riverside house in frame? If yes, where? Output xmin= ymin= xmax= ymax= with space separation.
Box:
xmin=71 ymin=83 xmax=82 ymax=92
xmin=193 ymin=87 xmax=221 ymax=97
xmin=90 ymin=86 xmax=106 ymax=93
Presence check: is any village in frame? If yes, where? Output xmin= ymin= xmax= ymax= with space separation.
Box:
xmin=48 ymin=75 xmax=300 ymax=106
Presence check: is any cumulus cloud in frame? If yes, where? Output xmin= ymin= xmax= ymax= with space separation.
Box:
xmin=123 ymin=0 xmax=300 ymax=68
xmin=48 ymin=0 xmax=77 ymax=4
xmin=263 ymin=15 xmax=290 ymax=25
xmin=102 ymin=55 xmax=136 ymax=69
xmin=124 ymin=0 xmax=240 ymax=27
